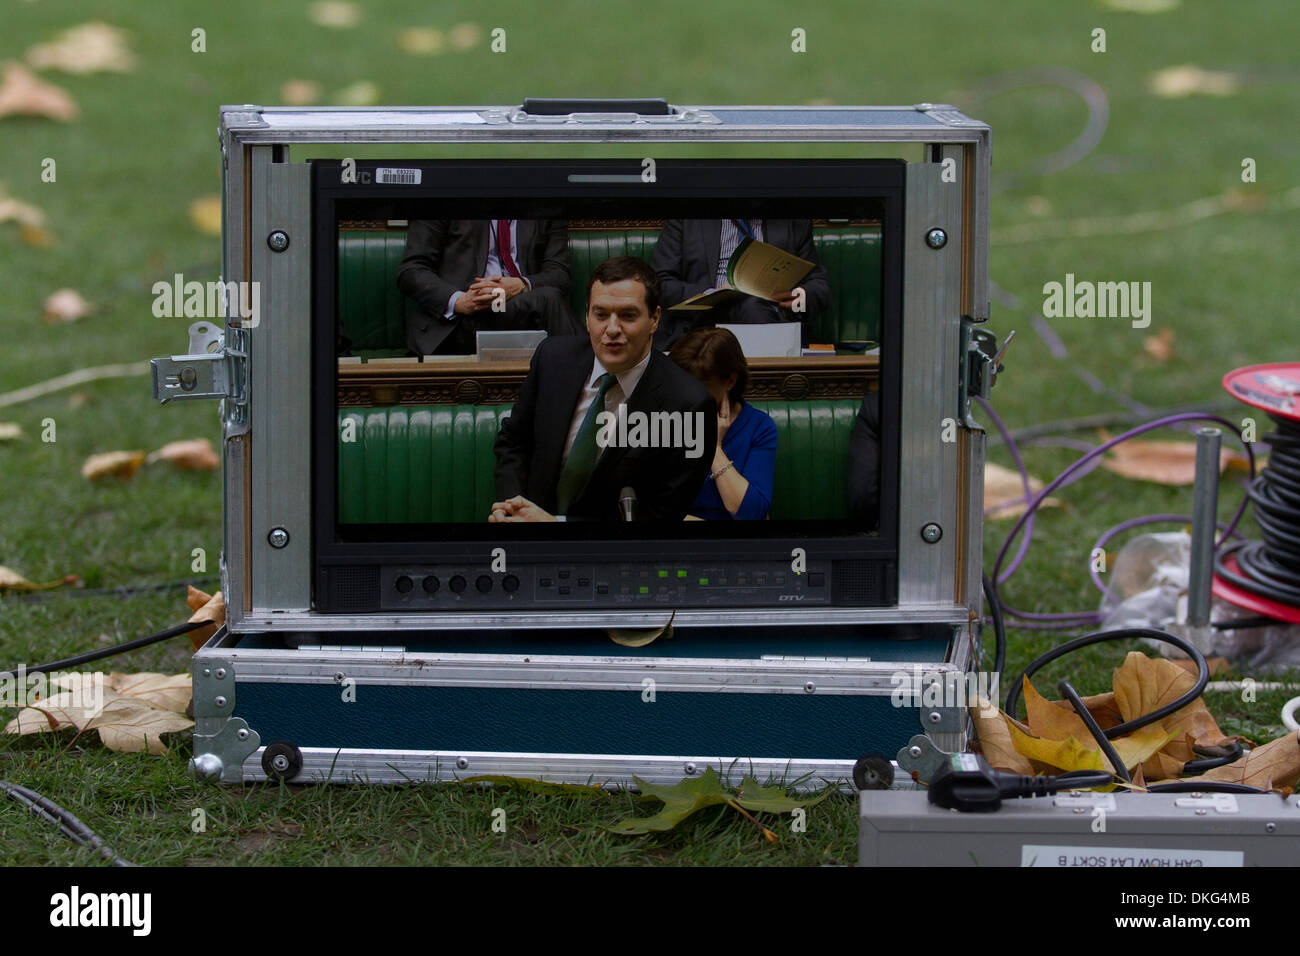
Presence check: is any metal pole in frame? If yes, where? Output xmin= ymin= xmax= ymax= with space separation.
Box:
xmin=1187 ymin=427 xmax=1222 ymax=628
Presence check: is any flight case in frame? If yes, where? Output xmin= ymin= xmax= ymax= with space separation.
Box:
xmin=156 ymin=101 xmax=997 ymax=786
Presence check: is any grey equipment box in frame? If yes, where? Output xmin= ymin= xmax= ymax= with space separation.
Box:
xmin=157 ymin=101 xmax=1000 ymax=786
xmin=859 ymin=789 xmax=1300 ymax=866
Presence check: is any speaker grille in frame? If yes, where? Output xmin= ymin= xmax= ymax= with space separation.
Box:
xmin=326 ymin=566 xmax=380 ymax=612
xmin=831 ymin=560 xmax=893 ymax=606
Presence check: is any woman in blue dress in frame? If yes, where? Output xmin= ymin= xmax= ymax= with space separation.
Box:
xmin=668 ymin=328 xmax=778 ymax=520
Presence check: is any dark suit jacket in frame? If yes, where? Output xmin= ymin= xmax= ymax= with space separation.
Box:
xmin=650 ymin=219 xmax=832 ymax=344
xmin=494 ymin=337 xmax=718 ymax=521
xmin=847 ymin=390 xmax=881 ymax=530
xmin=397 ymin=220 xmax=571 ymax=353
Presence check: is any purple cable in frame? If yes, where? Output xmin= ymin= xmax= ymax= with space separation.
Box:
xmin=985 ymin=412 xmax=1256 ymax=627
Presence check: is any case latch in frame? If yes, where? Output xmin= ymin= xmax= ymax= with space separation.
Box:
xmin=151 ymin=321 xmax=248 ymax=434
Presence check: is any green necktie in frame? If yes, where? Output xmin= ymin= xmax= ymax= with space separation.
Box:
xmin=555 ymin=372 xmax=617 ymax=515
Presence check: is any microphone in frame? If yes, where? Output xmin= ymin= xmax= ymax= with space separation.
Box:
xmin=619 ymin=486 xmax=637 ymax=522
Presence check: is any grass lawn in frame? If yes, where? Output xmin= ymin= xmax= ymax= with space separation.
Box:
xmin=2 ymin=0 xmax=1298 ymax=865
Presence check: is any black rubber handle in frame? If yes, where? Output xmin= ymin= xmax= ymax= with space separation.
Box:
xmin=521 ymin=97 xmax=670 ymax=116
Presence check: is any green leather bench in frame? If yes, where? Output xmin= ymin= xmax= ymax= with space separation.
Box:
xmin=337 ymin=399 xmax=860 ymax=523
xmin=337 ymin=225 xmax=882 ymax=353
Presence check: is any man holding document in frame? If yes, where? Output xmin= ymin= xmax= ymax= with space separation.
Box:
xmin=651 ymin=219 xmax=832 ymax=349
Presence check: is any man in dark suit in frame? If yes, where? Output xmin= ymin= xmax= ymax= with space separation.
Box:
xmin=847 ymin=390 xmax=881 ymax=531
xmin=491 ymin=256 xmax=717 ymax=522
xmin=397 ymin=219 xmax=577 ymax=355
xmin=650 ymin=219 xmax=832 ymax=349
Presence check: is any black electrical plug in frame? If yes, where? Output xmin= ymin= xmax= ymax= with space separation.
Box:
xmin=927 ymin=753 xmax=1114 ymax=812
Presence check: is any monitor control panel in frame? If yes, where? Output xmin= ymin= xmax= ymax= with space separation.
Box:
xmin=377 ymin=561 xmax=833 ymax=610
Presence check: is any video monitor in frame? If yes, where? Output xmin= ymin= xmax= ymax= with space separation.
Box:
xmin=312 ymin=159 xmax=902 ymax=611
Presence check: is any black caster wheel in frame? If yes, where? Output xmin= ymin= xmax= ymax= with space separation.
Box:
xmin=261 ymin=740 xmax=303 ymax=782
xmin=853 ymin=752 xmax=894 ymax=791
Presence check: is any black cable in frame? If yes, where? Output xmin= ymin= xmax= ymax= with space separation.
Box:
xmin=0 ymin=620 xmax=204 ymax=680
xmin=1 ymin=780 xmax=134 ymax=866
xmin=1146 ymin=781 xmax=1266 ymax=795
xmin=1004 ymin=627 xmax=1210 ymax=740
xmin=1059 ymin=680 xmax=1131 ymax=783
xmin=1182 ymin=740 xmax=1244 ymax=775
xmin=4 ymin=575 xmax=218 ymax=605
xmin=1212 ymin=615 xmax=1280 ymax=631
xmin=982 ymin=573 xmax=1006 ymax=678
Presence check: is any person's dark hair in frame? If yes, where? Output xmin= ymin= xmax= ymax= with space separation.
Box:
xmin=586 ymin=256 xmax=660 ymax=315
xmin=669 ymin=327 xmax=750 ymax=404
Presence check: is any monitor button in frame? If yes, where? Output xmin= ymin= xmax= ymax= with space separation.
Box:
xmin=421 ymin=575 xmax=440 ymax=594
xmin=808 ymin=571 xmax=826 ymax=588
xmin=596 ymin=584 xmax=609 ymax=595
xmin=502 ymin=574 xmax=520 ymax=593
xmin=475 ymin=574 xmax=493 ymax=593
xmin=449 ymin=575 xmax=467 ymax=593
xmin=395 ymin=575 xmax=413 ymax=594
xmin=559 ymin=585 xmax=571 ymax=595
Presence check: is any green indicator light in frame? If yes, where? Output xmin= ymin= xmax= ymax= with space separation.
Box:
xmin=699 ymin=577 xmax=709 ymax=585
xmin=677 ymin=570 xmax=688 ymax=578
xmin=639 ymin=585 xmax=650 ymax=594
xmin=658 ymin=570 xmax=668 ymax=578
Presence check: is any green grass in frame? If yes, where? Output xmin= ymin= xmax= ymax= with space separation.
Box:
xmin=3 ymin=0 xmax=1299 ymax=865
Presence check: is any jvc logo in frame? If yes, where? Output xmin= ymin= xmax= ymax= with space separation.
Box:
xmin=49 ymin=886 xmax=151 ymax=936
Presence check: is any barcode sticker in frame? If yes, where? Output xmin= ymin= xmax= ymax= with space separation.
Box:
xmin=376 ymin=167 xmax=421 ymax=185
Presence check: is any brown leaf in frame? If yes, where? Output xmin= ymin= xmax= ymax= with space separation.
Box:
xmin=0 ymin=61 xmax=79 ymax=121
xmin=42 ymin=288 xmax=92 ymax=324
xmin=186 ymin=585 xmax=212 ymax=613
xmin=0 ymin=565 xmax=80 ymax=592
xmin=187 ymin=590 xmax=225 ymax=648
xmin=106 ymin=672 xmax=192 ymax=714
xmin=81 ymin=450 xmax=146 ymax=480
xmin=1169 ymin=656 xmax=1231 ymax=677
xmin=1101 ymin=440 xmax=1241 ymax=485
xmin=85 ymin=699 xmax=193 ymax=754
xmin=1143 ymin=326 xmax=1174 ymax=362
xmin=984 ymin=461 xmax=1061 ymax=520
xmin=398 ymin=27 xmax=445 ymax=55
xmin=146 ymin=438 xmax=219 ymax=470
xmin=308 ymin=1 xmax=362 ymax=28
xmin=188 ymin=196 xmax=222 ymax=236
xmin=0 ymin=194 xmax=46 ymax=228
xmin=280 ymin=80 xmax=321 ymax=105
xmin=970 ymin=700 xmax=1033 ymax=773
xmin=20 ymin=223 xmax=54 ymax=246
xmin=333 ymin=81 xmax=380 ymax=106
xmin=1192 ymin=731 xmax=1300 ymax=790
xmin=1149 ymin=65 xmax=1241 ymax=98
xmin=1048 ymin=690 xmax=1124 ymax=730
xmin=25 ymin=22 xmax=137 ymax=74
xmin=449 ymin=22 xmax=483 ymax=50
xmin=1023 ymin=677 xmax=1094 ymax=743
xmin=0 ymin=423 xmax=23 ymax=441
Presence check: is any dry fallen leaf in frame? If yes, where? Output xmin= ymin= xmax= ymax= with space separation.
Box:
xmin=449 ymin=22 xmax=483 ymax=50
xmin=20 ymin=223 xmax=54 ymax=246
xmin=1101 ymin=439 xmax=1243 ymax=485
xmin=1048 ymin=690 xmax=1124 ymax=730
xmin=42 ymin=288 xmax=92 ymax=324
xmin=88 ymin=702 xmax=193 ymax=755
xmin=333 ymin=81 xmax=380 ymax=106
xmin=0 ymin=61 xmax=79 ymax=121
xmin=971 ymin=699 xmax=1033 ymax=774
xmin=309 ymin=1 xmax=362 ymax=28
xmin=25 ymin=22 xmax=137 ymax=74
xmin=0 ymin=565 xmax=79 ymax=592
xmin=1143 ymin=326 xmax=1174 ymax=362
xmin=146 ymin=438 xmax=219 ymax=470
xmin=186 ymin=587 xmax=226 ymax=648
xmin=0 ymin=422 xmax=23 ymax=441
xmin=81 ymin=450 xmax=147 ymax=480
xmin=1102 ymin=0 xmax=1179 ymax=11
xmin=1193 ymin=731 xmax=1300 ymax=791
xmin=188 ymin=196 xmax=222 ymax=236
xmin=398 ymin=27 xmax=445 ymax=55
xmin=0 ymin=194 xmax=46 ymax=228
xmin=106 ymin=672 xmax=192 ymax=714
xmin=280 ymin=79 xmax=321 ymax=105
xmin=1150 ymin=65 xmax=1241 ymax=98
xmin=984 ymin=461 xmax=1061 ymax=519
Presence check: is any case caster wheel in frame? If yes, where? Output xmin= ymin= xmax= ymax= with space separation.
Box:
xmin=262 ymin=740 xmax=303 ymax=782
xmin=853 ymin=753 xmax=894 ymax=791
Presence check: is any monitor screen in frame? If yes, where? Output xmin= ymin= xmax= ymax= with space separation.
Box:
xmin=312 ymin=158 xmax=903 ymax=610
